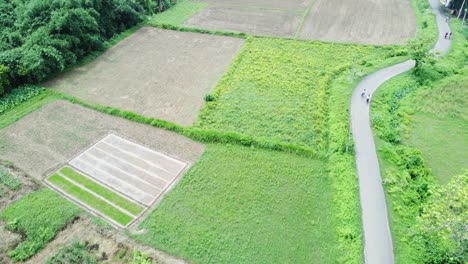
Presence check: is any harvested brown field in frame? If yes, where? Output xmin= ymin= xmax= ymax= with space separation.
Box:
xmin=184 ymin=0 xmax=313 ymax=37
xmin=0 ymin=100 xmax=205 ymax=180
xmin=299 ymin=0 xmax=417 ymax=45
xmin=44 ymin=27 xmax=244 ymax=126
xmin=184 ymin=0 xmax=416 ymax=44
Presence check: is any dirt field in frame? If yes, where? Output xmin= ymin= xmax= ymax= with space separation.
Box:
xmin=184 ymin=0 xmax=416 ymax=44
xmin=44 ymin=27 xmax=244 ymax=126
xmin=299 ymin=0 xmax=416 ymax=45
xmin=184 ymin=0 xmax=311 ymax=37
xmin=0 ymin=100 xmax=205 ymax=181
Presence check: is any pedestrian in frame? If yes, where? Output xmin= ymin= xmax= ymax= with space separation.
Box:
xmin=449 ymin=32 xmax=452 ymax=39
xmin=446 ymin=16 xmax=450 ymax=23
xmin=444 ymin=32 xmax=448 ymax=39
xmin=366 ymin=94 xmax=370 ymax=104
xmin=361 ymin=88 xmax=366 ymax=97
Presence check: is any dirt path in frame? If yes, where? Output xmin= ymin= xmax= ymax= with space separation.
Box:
xmin=350 ymin=1 xmax=452 ymax=263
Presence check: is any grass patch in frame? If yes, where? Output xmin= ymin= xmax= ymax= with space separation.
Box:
xmin=0 ymin=167 xmax=21 ymax=191
xmin=48 ymin=174 xmax=133 ymax=226
xmin=60 ymin=167 xmax=144 ymax=215
xmin=0 ymin=189 xmax=81 ymax=261
xmin=195 ymin=37 xmax=404 ymax=150
xmin=148 ymin=0 xmax=207 ymax=26
xmin=0 ymin=89 xmax=59 ymax=129
xmin=407 ymin=113 xmax=467 ymax=185
xmin=135 ymin=144 xmax=338 ymax=263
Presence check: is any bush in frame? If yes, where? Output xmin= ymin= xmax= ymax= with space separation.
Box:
xmin=46 ymin=241 xmax=97 ymax=264
xmin=0 ymin=85 xmax=45 ymax=114
xmin=0 ymin=64 xmax=10 ymax=95
xmin=203 ymin=93 xmax=215 ymax=102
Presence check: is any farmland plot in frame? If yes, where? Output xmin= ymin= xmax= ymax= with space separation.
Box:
xmin=44 ymin=27 xmax=244 ymax=126
xmin=0 ymin=100 xmax=204 ymax=180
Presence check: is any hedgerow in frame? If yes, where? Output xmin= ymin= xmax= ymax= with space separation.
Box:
xmin=0 ymin=85 xmax=45 ymax=115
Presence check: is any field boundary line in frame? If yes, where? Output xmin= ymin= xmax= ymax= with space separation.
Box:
xmin=57 ymin=171 xmax=141 ymax=218
xmin=44 ymin=179 xmax=129 ymax=229
xmin=294 ymin=0 xmax=317 ymax=39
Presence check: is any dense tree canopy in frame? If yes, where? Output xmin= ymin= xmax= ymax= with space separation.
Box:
xmin=0 ymin=0 xmax=174 ymax=95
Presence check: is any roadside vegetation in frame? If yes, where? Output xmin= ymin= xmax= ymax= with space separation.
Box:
xmin=371 ymin=17 xmax=467 ymax=263
xmin=46 ymin=241 xmax=98 ymax=264
xmin=0 ymin=189 xmax=81 ymax=261
xmin=196 ymin=37 xmax=406 ymax=150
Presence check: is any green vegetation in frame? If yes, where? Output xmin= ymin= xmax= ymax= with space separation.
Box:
xmin=196 ymin=37 xmax=405 ymax=150
xmin=148 ymin=0 xmax=207 ymax=26
xmin=48 ymin=174 xmax=133 ymax=226
xmin=0 ymin=189 xmax=80 ymax=261
xmin=371 ymin=17 xmax=467 ymax=264
xmin=60 ymin=167 xmax=144 ymax=215
xmin=46 ymin=241 xmax=97 ymax=264
xmin=0 ymin=167 xmax=21 ymax=191
xmin=0 ymin=85 xmax=45 ymax=115
xmin=136 ymin=144 xmax=338 ymax=263
xmin=132 ymin=251 xmax=157 ymax=264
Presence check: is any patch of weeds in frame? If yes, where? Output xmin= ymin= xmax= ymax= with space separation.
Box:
xmin=46 ymin=241 xmax=98 ymax=264
xmin=0 ymin=189 xmax=81 ymax=261
xmin=0 ymin=167 xmax=21 ymax=191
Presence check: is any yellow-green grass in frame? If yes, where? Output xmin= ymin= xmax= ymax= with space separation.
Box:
xmin=196 ymin=37 xmax=404 ymax=150
xmin=60 ymin=167 xmax=144 ymax=215
xmin=135 ymin=144 xmax=339 ymax=263
xmin=48 ymin=174 xmax=133 ymax=226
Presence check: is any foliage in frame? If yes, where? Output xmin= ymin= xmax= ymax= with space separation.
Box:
xmin=0 ymin=85 xmax=45 ymax=115
xmin=48 ymin=174 xmax=134 ymax=226
xmin=0 ymin=64 xmax=10 ymax=95
xmin=418 ymin=172 xmax=468 ymax=263
xmin=415 ymin=68 xmax=468 ymax=121
xmin=196 ymin=37 xmax=402 ymax=150
xmin=0 ymin=167 xmax=21 ymax=191
xmin=132 ymin=251 xmax=157 ymax=264
xmin=0 ymin=189 xmax=81 ymax=261
xmin=0 ymin=0 xmax=152 ymax=88
xmin=148 ymin=0 xmax=207 ymax=26
xmin=46 ymin=241 xmax=97 ymax=264
xmin=136 ymin=144 xmax=338 ymax=263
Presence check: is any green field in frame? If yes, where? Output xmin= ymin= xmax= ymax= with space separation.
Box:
xmin=196 ymin=37 xmax=402 ymax=150
xmin=60 ymin=167 xmax=144 ymax=215
xmin=135 ymin=144 xmax=338 ymax=263
xmin=148 ymin=0 xmax=207 ymax=26
xmin=0 ymin=189 xmax=81 ymax=261
xmin=48 ymin=174 xmax=134 ymax=226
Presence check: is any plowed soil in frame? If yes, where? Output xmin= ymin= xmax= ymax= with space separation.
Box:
xmin=44 ymin=27 xmax=244 ymax=126
xmin=184 ymin=0 xmax=416 ymax=44
xmin=299 ymin=0 xmax=416 ymax=45
xmin=0 ymin=100 xmax=204 ymax=180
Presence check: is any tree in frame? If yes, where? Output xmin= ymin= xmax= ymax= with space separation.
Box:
xmin=0 ymin=64 xmax=10 ymax=95
xmin=419 ymin=171 xmax=468 ymax=263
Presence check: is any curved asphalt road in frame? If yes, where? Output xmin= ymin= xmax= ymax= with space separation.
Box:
xmin=350 ymin=0 xmax=451 ymax=263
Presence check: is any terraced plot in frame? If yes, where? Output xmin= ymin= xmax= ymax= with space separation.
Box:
xmin=46 ymin=134 xmax=188 ymax=227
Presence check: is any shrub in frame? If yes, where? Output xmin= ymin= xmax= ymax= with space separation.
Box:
xmin=46 ymin=241 xmax=97 ymax=264
xmin=0 ymin=64 xmax=10 ymax=95
xmin=0 ymin=85 xmax=45 ymax=114
xmin=203 ymin=93 xmax=215 ymax=102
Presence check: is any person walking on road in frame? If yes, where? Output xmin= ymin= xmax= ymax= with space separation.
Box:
xmin=449 ymin=32 xmax=452 ymax=39
xmin=366 ymin=94 xmax=371 ymax=104
xmin=445 ymin=32 xmax=449 ymax=39
xmin=361 ymin=88 xmax=366 ymax=97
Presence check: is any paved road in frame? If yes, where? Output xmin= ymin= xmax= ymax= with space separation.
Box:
xmin=350 ymin=0 xmax=452 ymax=263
